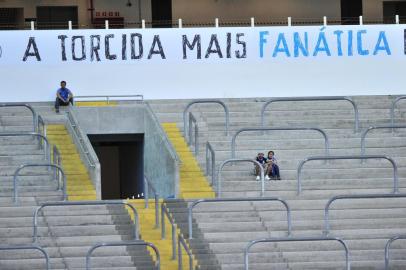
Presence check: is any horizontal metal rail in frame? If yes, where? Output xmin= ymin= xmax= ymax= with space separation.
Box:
xmin=183 ymin=100 xmax=230 ymax=138
xmin=390 ymin=96 xmax=406 ymax=126
xmin=178 ymin=234 xmax=194 ymax=270
xmin=231 ymin=127 xmax=330 ymax=158
xmin=297 ymin=155 xmax=399 ymax=195
xmin=188 ymin=197 xmax=291 ymax=239
xmin=244 ymin=237 xmax=350 ymax=270
xmin=86 ymin=240 xmax=160 ymax=270
xmin=324 ymin=193 xmax=406 ymax=236
xmin=14 ymin=163 xmax=66 ymax=204
xmin=385 ymin=234 xmax=406 ymax=270
xmin=0 ymin=132 xmax=50 ymax=161
xmin=0 ymin=103 xmax=37 ymax=132
xmin=75 ymin=94 xmax=144 ymax=104
xmin=217 ymin=159 xmax=264 ymax=197
xmin=66 ymin=110 xmax=95 ymax=168
xmin=33 ymin=200 xmax=139 ymax=243
xmin=188 ymin=112 xmax=199 ymax=154
xmin=361 ymin=125 xmax=406 ymax=156
xmin=144 ymin=175 xmax=160 ymax=228
xmin=0 ymin=244 xmax=50 ymax=270
xmin=261 ymin=96 xmax=359 ymax=133
xmin=161 ymin=203 xmax=177 ymax=260
xmin=206 ymin=142 xmax=216 ymax=185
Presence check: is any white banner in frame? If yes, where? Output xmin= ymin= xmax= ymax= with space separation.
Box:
xmin=0 ymin=25 xmax=404 ymax=101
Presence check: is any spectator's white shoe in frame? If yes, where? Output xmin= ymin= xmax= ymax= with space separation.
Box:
xmin=265 ymin=175 xmax=270 ymax=181
xmin=256 ymin=176 xmax=260 ymax=181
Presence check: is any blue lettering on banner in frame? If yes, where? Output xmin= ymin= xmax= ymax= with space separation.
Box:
xmin=293 ymin=32 xmax=309 ymax=57
xmin=373 ymin=31 xmax=391 ymax=55
xmin=313 ymin=31 xmax=331 ymax=56
xmin=259 ymin=31 xmax=269 ymax=58
xmin=259 ymin=29 xmax=392 ymax=58
xmin=273 ymin=33 xmax=290 ymax=57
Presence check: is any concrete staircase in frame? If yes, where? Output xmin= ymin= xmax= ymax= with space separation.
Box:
xmin=148 ymin=96 xmax=406 ymax=269
xmin=0 ymin=105 xmax=156 ymax=270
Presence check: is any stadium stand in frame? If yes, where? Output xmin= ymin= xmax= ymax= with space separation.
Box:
xmin=149 ymin=95 xmax=406 ymax=269
xmin=0 ymin=95 xmax=406 ymax=269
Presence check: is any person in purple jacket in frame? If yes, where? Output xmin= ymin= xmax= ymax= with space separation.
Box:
xmin=55 ymin=81 xmax=73 ymax=113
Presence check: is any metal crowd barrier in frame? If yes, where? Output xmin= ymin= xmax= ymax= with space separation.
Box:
xmin=260 ymin=96 xmax=359 ymax=133
xmin=33 ymin=200 xmax=140 ymax=243
xmin=390 ymin=96 xmax=406 ymax=126
xmin=324 ymin=193 xmax=406 ymax=236
xmin=37 ymin=115 xmax=46 ymax=137
xmin=231 ymin=127 xmax=330 ymax=159
xmin=161 ymin=202 xmax=177 ymax=260
xmin=178 ymin=234 xmax=194 ymax=270
xmin=183 ymin=100 xmax=230 ymax=139
xmin=0 ymin=244 xmax=50 ymax=270
xmin=144 ymin=175 xmax=160 ymax=228
xmin=385 ymin=234 xmax=406 ymax=270
xmin=74 ymin=94 xmax=144 ymax=104
xmin=244 ymin=237 xmax=350 ymax=270
xmin=188 ymin=112 xmax=199 ymax=154
xmin=361 ymin=125 xmax=406 ymax=156
xmin=297 ymin=155 xmax=399 ymax=195
xmin=66 ymin=110 xmax=96 ymax=168
xmin=188 ymin=197 xmax=291 ymax=239
xmin=206 ymin=142 xmax=216 ymax=185
xmin=0 ymin=132 xmax=50 ymax=162
xmin=86 ymin=241 xmax=160 ymax=270
xmin=0 ymin=103 xmax=37 ymax=132
xmin=217 ymin=159 xmax=265 ymax=197
xmin=14 ymin=164 xmax=66 ymax=204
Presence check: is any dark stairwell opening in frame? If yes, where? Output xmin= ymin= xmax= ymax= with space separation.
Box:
xmin=89 ymin=134 xmax=144 ymax=200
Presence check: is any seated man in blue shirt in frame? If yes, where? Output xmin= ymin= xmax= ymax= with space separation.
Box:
xmin=55 ymin=81 xmax=73 ymax=113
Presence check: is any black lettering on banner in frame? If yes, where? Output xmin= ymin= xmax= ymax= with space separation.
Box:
xmin=23 ymin=37 xmax=41 ymax=61
xmin=58 ymin=35 xmax=68 ymax=61
xmin=105 ymin=34 xmax=117 ymax=60
xmin=182 ymin=34 xmax=201 ymax=59
xmin=90 ymin=35 xmax=101 ymax=61
xmin=131 ymin=33 xmax=143 ymax=59
xmin=148 ymin=35 xmax=166 ymax=59
xmin=122 ymin=34 xmax=127 ymax=60
xmin=236 ymin=33 xmax=247 ymax=58
xmin=226 ymin=33 xmax=232 ymax=58
xmin=72 ymin=36 xmax=86 ymax=61
xmin=205 ymin=34 xmax=223 ymax=58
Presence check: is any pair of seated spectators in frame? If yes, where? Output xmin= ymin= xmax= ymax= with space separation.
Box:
xmin=255 ymin=151 xmax=281 ymax=180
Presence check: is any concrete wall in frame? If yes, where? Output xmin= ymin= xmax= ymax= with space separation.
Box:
xmin=0 ymin=0 xmax=151 ymax=26
xmin=363 ymin=0 xmax=406 ymax=20
xmin=72 ymin=104 xmax=179 ymax=198
xmin=172 ymin=0 xmax=341 ymax=23
xmin=2 ymin=0 xmax=404 ymax=26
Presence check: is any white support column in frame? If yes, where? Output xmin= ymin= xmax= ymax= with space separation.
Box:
xmin=30 ymin=21 xmax=35 ymax=30
xmin=215 ymin=18 xmax=219 ymax=28
xmin=287 ymin=17 xmax=292 ymax=27
xmin=178 ymin=18 xmax=183 ymax=28
xmin=323 ymin=16 xmax=327 ymax=26
xmin=105 ymin=20 xmax=109 ymax=29
xmin=396 ymin=15 xmax=400 ymax=24
xmin=141 ymin=19 xmax=145 ymax=29
xmin=68 ymin=21 xmax=72 ymax=30
xmin=359 ymin=16 xmax=363 ymax=25
xmin=250 ymin=17 xmax=255 ymax=27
